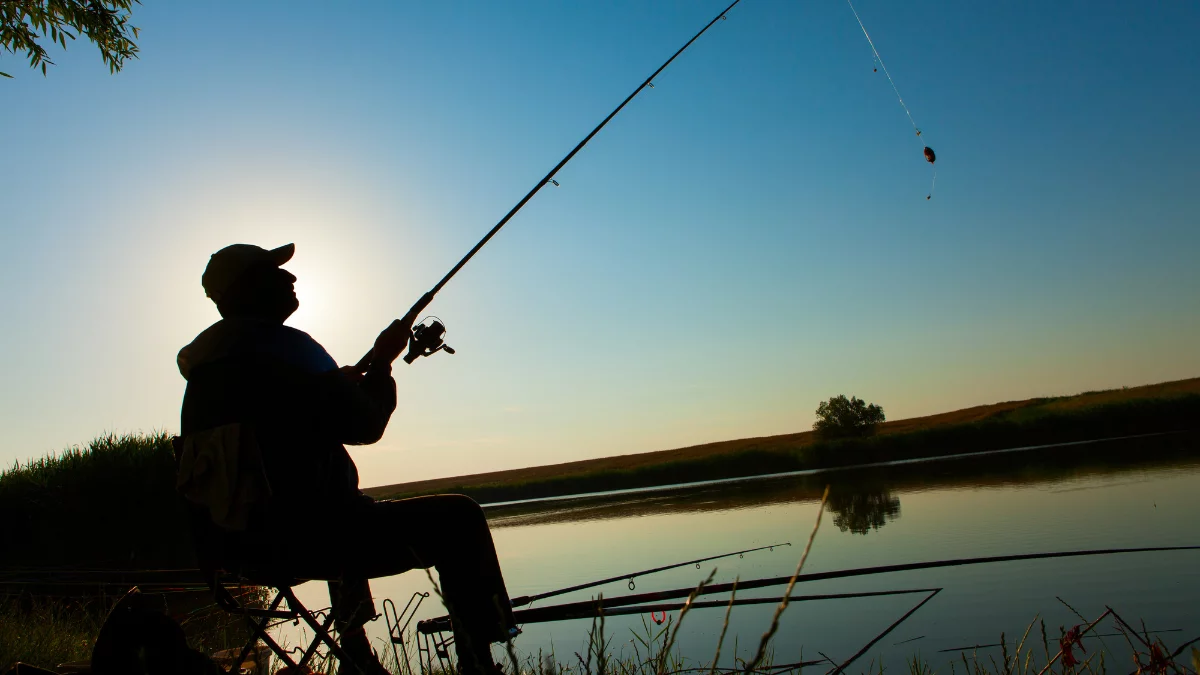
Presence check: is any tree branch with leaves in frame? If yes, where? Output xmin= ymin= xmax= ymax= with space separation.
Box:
xmin=813 ymin=394 xmax=885 ymax=439
xmin=1 ymin=0 xmax=140 ymax=78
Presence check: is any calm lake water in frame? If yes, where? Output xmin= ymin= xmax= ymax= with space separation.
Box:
xmin=291 ymin=434 xmax=1200 ymax=672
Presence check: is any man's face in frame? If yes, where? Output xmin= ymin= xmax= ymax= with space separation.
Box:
xmin=263 ymin=266 xmax=300 ymax=319
xmin=220 ymin=264 xmax=300 ymax=322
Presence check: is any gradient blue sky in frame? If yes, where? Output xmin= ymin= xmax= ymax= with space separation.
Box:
xmin=3 ymin=1 xmax=1198 ymax=485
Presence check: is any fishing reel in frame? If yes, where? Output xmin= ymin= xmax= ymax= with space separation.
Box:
xmin=404 ymin=316 xmax=455 ymax=363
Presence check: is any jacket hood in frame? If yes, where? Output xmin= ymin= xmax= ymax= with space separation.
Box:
xmin=178 ymin=319 xmax=338 ymax=379
xmin=178 ymin=319 xmax=267 ymax=380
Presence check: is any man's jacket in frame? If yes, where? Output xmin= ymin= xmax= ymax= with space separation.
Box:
xmin=178 ymin=319 xmax=396 ymax=521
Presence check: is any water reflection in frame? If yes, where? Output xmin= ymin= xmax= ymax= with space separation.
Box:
xmin=485 ymin=432 xmax=1199 ymax=529
xmin=825 ymin=486 xmax=901 ymax=534
xmin=290 ymin=433 xmax=1200 ymax=674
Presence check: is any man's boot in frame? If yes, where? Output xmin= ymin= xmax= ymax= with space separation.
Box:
xmin=450 ymin=611 xmax=518 ymax=675
xmin=452 ymin=634 xmax=501 ymax=675
xmin=335 ymin=627 xmax=390 ymax=675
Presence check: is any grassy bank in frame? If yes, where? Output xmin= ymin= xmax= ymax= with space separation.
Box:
xmin=0 ymin=590 xmax=274 ymax=672
xmin=367 ymin=380 xmax=1200 ymax=503
xmin=0 ymin=432 xmax=192 ymax=569
xmin=488 ymin=608 xmax=1200 ymax=675
xmin=0 ymin=597 xmax=97 ymax=670
xmin=6 ymin=591 xmax=1196 ymax=675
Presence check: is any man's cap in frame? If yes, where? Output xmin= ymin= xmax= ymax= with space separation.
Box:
xmin=201 ymin=243 xmax=295 ymax=303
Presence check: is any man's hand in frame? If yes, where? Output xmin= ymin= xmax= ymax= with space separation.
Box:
xmin=338 ymin=365 xmax=366 ymax=382
xmin=370 ymin=317 xmax=414 ymax=368
xmin=368 ymin=292 xmax=435 ymax=370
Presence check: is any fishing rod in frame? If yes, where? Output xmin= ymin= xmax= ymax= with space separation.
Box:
xmin=936 ymin=630 xmax=1184 ymax=654
xmin=419 ymin=587 xmax=941 ymax=634
xmin=418 ymin=545 xmax=1200 ymax=633
xmin=353 ymin=0 xmax=741 ymax=371
xmin=510 ymin=541 xmax=791 ymax=607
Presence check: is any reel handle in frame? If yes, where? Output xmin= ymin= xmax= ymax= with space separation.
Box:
xmin=401 ymin=343 xmax=452 ymax=364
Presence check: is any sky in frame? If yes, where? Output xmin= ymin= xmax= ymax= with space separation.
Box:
xmin=2 ymin=1 xmax=1198 ymax=486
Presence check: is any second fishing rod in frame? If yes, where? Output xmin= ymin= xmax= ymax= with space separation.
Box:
xmin=352 ymin=0 xmax=741 ymax=372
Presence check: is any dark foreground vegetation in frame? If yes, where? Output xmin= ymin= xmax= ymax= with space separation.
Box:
xmin=0 ymin=590 xmax=265 ymax=672
xmin=5 ymin=577 xmax=1198 ymax=675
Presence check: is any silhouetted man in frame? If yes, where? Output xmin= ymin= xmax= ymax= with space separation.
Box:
xmin=177 ymin=243 xmax=516 ymax=675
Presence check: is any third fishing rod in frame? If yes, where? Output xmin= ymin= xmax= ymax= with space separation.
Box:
xmin=509 ymin=541 xmax=791 ymax=608
xmin=353 ymin=0 xmax=741 ymax=371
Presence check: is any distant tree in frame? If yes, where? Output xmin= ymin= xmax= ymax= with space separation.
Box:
xmin=813 ymin=395 xmax=885 ymax=439
xmin=1 ymin=1 xmax=140 ymax=79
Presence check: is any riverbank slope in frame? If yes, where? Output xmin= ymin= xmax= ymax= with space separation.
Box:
xmin=364 ymin=377 xmax=1200 ymax=503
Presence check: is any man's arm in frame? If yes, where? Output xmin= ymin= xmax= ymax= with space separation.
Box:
xmin=309 ymin=365 xmax=397 ymax=445
xmin=304 ymin=301 xmax=422 ymax=444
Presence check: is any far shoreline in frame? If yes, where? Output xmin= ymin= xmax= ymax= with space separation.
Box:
xmin=475 ymin=430 xmax=1185 ymax=509
xmin=365 ymin=377 xmax=1200 ymax=504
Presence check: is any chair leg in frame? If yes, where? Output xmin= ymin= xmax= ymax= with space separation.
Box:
xmin=230 ymin=591 xmax=288 ymax=671
xmin=296 ymin=607 xmax=338 ymax=670
xmin=210 ymin=582 xmax=371 ymax=674
xmin=242 ymin=614 xmax=297 ymax=672
xmin=220 ymin=587 xmax=296 ymax=673
xmin=279 ymin=587 xmax=360 ymax=672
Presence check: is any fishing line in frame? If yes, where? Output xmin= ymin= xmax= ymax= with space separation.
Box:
xmin=845 ymin=0 xmax=918 ymax=136
xmin=844 ymin=0 xmax=937 ymax=199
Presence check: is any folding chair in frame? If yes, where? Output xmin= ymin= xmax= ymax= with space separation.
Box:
xmin=199 ymin=564 xmax=352 ymax=673
xmin=171 ymin=435 xmax=365 ymax=675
